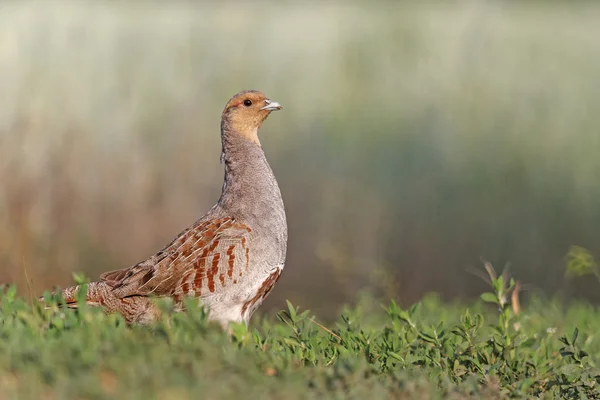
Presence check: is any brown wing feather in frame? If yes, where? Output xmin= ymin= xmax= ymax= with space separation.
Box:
xmin=102 ymin=217 xmax=252 ymax=300
xmin=101 ymin=249 xmax=171 ymax=289
xmin=100 ymin=268 xmax=135 ymax=288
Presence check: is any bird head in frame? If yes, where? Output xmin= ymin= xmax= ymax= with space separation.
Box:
xmin=221 ymin=90 xmax=282 ymax=143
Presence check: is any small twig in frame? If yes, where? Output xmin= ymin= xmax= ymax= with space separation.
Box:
xmin=511 ymin=281 xmax=521 ymax=315
xmin=22 ymin=256 xmax=35 ymax=308
xmin=466 ymin=266 xmax=493 ymax=286
xmin=483 ymin=261 xmax=497 ymax=282
xmin=310 ymin=318 xmax=341 ymax=341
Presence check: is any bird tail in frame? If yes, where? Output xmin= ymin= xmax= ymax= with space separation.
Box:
xmin=39 ymin=281 xmax=111 ymax=309
xmin=39 ymin=281 xmax=162 ymax=324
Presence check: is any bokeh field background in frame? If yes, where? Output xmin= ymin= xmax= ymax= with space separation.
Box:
xmin=1 ymin=1 xmax=600 ymax=318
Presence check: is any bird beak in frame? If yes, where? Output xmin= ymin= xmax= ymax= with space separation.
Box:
xmin=260 ymin=99 xmax=283 ymax=111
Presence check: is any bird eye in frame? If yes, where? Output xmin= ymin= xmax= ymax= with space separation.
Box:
xmin=243 ymin=99 xmax=252 ymax=107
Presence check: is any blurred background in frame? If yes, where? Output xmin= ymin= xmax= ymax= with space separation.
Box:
xmin=1 ymin=1 xmax=599 ymax=318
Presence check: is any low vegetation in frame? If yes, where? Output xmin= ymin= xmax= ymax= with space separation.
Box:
xmin=1 ymin=268 xmax=599 ymax=399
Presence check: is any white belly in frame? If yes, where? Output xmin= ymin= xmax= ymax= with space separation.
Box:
xmin=200 ymin=264 xmax=283 ymax=327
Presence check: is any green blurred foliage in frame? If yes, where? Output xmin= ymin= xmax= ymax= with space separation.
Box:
xmin=566 ymin=246 xmax=599 ymax=281
xmin=0 ymin=1 xmax=600 ymax=316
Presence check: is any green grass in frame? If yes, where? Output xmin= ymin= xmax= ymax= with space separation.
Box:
xmin=1 ymin=3 xmax=600 ymax=397
xmin=2 ymin=273 xmax=600 ymax=399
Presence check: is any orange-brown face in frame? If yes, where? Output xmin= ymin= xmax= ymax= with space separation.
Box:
xmin=222 ymin=90 xmax=282 ymax=143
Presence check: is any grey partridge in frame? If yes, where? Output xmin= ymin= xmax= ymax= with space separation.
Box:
xmin=42 ymin=90 xmax=287 ymax=327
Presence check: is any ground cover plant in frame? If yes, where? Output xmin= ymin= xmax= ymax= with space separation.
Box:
xmin=1 ymin=268 xmax=599 ymax=399
xmin=1 ymin=2 xmax=600 ymax=398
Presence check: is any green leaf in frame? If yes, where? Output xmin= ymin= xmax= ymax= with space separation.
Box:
xmin=519 ymin=338 xmax=536 ymax=348
xmin=286 ymin=300 xmax=297 ymax=321
xmin=418 ymin=331 xmax=436 ymax=344
xmin=409 ymin=303 xmax=419 ymax=316
xmin=560 ymin=364 xmax=581 ymax=378
xmin=566 ymin=246 xmax=598 ymax=278
xmin=72 ymin=272 xmax=91 ymax=285
xmin=5 ymin=285 xmax=17 ymax=302
xmin=397 ymin=309 xmax=410 ymax=322
xmin=388 ymin=351 xmax=403 ymax=362
xmin=493 ymin=276 xmax=504 ymax=296
xmin=571 ymin=328 xmax=579 ymax=345
xmin=480 ymin=293 xmax=497 ymax=304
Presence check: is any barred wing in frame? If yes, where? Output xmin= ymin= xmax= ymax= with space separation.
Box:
xmin=100 ymin=217 xmax=252 ymax=300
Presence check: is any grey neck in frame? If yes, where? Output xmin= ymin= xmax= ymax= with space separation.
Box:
xmin=217 ymin=129 xmax=282 ymax=218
